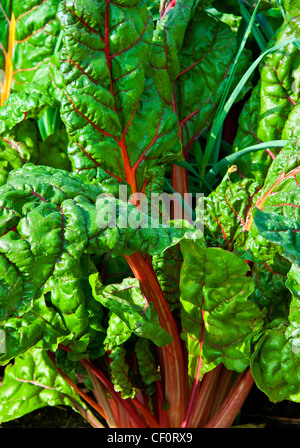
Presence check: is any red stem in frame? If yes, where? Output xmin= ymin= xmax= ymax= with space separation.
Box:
xmin=185 ymin=365 xmax=222 ymax=428
xmin=58 ymin=345 xmax=147 ymax=428
xmin=206 ymin=366 xmax=235 ymax=422
xmin=132 ymin=397 xmax=159 ymax=428
xmin=156 ymin=380 xmax=167 ymax=427
xmin=125 ymin=252 xmax=188 ymax=427
xmin=81 ymin=357 xmax=147 ymax=428
xmin=204 ymin=368 xmax=254 ymax=428
xmin=46 ymin=351 xmax=106 ymax=424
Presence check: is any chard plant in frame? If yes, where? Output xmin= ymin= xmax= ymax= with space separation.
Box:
xmin=0 ymin=0 xmax=300 ymax=429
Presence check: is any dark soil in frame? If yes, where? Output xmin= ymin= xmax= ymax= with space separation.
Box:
xmin=1 ymin=383 xmax=300 ymax=428
xmin=237 ymin=384 xmax=300 ymax=429
xmin=0 ymin=405 xmax=92 ymax=429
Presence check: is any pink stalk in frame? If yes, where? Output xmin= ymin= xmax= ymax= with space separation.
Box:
xmin=125 ymin=252 xmax=188 ymax=427
xmin=185 ymin=365 xmax=222 ymax=428
xmin=58 ymin=345 xmax=147 ymax=428
xmin=47 ymin=351 xmax=106 ymax=427
xmin=156 ymin=380 xmax=168 ymax=427
xmin=80 ymin=358 xmax=147 ymax=428
xmin=204 ymin=368 xmax=254 ymax=428
xmin=160 ymin=0 xmax=176 ymax=19
xmin=87 ymin=370 xmax=118 ymax=428
xmin=206 ymin=366 xmax=235 ymax=422
xmin=132 ymin=397 xmax=159 ymax=428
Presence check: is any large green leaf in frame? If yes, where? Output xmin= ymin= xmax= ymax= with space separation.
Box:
xmin=0 ymin=296 xmax=68 ymax=365
xmin=243 ymin=140 xmax=300 ymax=262
xmin=0 ymin=164 xmax=104 ymax=360
xmin=233 ymin=10 xmax=300 ymax=181
xmin=251 ymin=263 xmax=300 ymax=403
xmin=149 ymin=2 xmax=251 ymax=158
xmin=152 ymin=245 xmax=182 ymax=311
xmin=180 ymin=239 xmax=263 ymax=383
xmin=89 ymin=275 xmax=172 ymax=347
xmin=109 ymin=344 xmax=136 ymax=399
xmin=0 ymin=0 xmax=61 ymax=104
xmin=55 ymin=0 xmax=181 ymax=191
xmin=0 ymin=347 xmax=91 ymax=423
xmin=204 ymin=174 xmax=260 ymax=251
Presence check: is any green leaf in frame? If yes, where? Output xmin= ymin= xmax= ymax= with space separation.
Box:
xmin=0 ymin=164 xmax=107 ymax=359
xmin=109 ymin=344 xmax=136 ymax=399
xmin=150 ymin=3 xmax=251 ymax=160
xmin=0 ymin=0 xmax=61 ymax=104
xmin=56 ymin=0 xmax=181 ymax=191
xmin=105 ymin=312 xmax=133 ymax=349
xmin=180 ymin=239 xmax=263 ymax=383
xmin=0 ymin=296 xmax=68 ymax=365
xmin=233 ymin=11 xmax=300 ymax=181
xmin=135 ymin=338 xmax=160 ymax=386
xmin=258 ymin=19 xmax=300 ymax=142
xmin=251 ymin=264 xmax=300 ymax=402
xmin=0 ymin=89 xmax=57 ymax=135
xmin=204 ymin=174 xmax=260 ymax=251
xmin=90 ymin=194 xmax=192 ymax=257
xmin=244 ymin=140 xmax=300 ymax=263
xmin=152 ymin=245 xmax=182 ymax=311
xmin=37 ymin=129 xmax=72 ymax=171
xmin=0 ymin=347 xmax=89 ymax=423
xmin=0 ymin=120 xmax=40 ymax=185
xmin=250 ymin=255 xmax=291 ymax=316
xmin=90 ymin=275 xmax=172 ymax=347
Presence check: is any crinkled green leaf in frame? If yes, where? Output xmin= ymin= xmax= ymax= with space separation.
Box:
xmin=180 ymin=239 xmax=263 ymax=383
xmin=204 ymin=174 xmax=260 ymax=251
xmin=0 ymin=296 xmax=68 ymax=365
xmin=254 ymin=208 xmax=300 ymax=268
xmin=233 ymin=11 xmax=300 ymax=181
xmin=251 ymin=320 xmax=293 ymax=402
xmin=0 ymin=164 xmax=107 ymax=359
xmin=258 ymin=18 xmax=300 ymax=141
xmin=105 ymin=311 xmax=133 ymax=349
xmin=109 ymin=344 xmax=136 ymax=399
xmin=242 ymin=141 xmax=300 ymax=262
xmin=0 ymin=0 xmax=61 ymax=102
xmin=0 ymin=88 xmax=57 ymax=135
xmin=90 ymin=194 xmax=192 ymax=257
xmin=149 ymin=3 xmax=251 ymax=158
xmin=55 ymin=0 xmax=181 ymax=190
xmin=0 ymin=120 xmax=39 ymax=185
xmin=0 ymin=122 xmax=70 ymax=187
xmin=135 ymin=338 xmax=160 ymax=386
xmin=251 ymin=263 xmax=300 ymax=402
xmin=0 ymin=347 xmax=90 ymax=423
xmin=232 ymin=82 xmax=275 ymax=183
xmin=90 ymin=275 xmax=172 ymax=347
xmin=207 ymin=141 xmax=300 ymax=264
xmin=152 ymin=245 xmax=182 ymax=311
xmin=0 ymin=1 xmax=62 ymax=139
xmin=251 ymin=254 xmax=291 ymax=316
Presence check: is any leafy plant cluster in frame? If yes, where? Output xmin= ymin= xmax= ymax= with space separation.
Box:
xmin=0 ymin=0 xmax=300 ymax=428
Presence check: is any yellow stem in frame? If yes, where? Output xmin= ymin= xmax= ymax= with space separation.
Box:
xmin=1 ymin=13 xmax=15 ymax=106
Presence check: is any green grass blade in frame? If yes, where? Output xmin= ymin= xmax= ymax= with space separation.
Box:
xmin=201 ymin=0 xmax=262 ymax=178
xmin=204 ymin=140 xmax=288 ymax=187
xmin=201 ymin=37 xmax=300 ymax=181
xmin=256 ymin=12 xmax=275 ymax=40
xmin=239 ymin=2 xmax=267 ymax=51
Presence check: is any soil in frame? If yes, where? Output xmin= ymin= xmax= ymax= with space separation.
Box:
xmin=0 ymin=405 xmax=92 ymax=429
xmin=1 ymin=383 xmax=300 ymax=428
